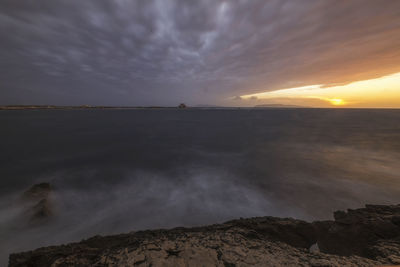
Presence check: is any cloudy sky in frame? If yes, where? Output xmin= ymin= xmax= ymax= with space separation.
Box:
xmin=1 ymin=0 xmax=400 ymax=107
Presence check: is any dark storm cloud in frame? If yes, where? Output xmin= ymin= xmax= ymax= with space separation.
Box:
xmin=0 ymin=0 xmax=399 ymax=105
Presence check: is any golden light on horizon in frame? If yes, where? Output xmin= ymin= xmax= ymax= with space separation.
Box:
xmin=239 ymin=72 xmax=400 ymax=108
xmin=329 ymin=98 xmax=345 ymax=106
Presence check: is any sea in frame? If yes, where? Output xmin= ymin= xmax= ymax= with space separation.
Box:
xmin=1 ymin=108 xmax=400 ymax=264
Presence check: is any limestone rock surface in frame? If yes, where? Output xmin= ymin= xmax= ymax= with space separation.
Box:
xmin=9 ymin=204 xmax=400 ymax=267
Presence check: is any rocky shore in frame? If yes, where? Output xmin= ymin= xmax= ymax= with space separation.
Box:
xmin=8 ymin=204 xmax=400 ymax=266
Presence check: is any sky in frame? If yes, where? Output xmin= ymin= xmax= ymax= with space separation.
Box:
xmin=0 ymin=0 xmax=400 ymax=107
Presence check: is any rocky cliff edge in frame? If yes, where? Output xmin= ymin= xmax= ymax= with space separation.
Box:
xmin=9 ymin=204 xmax=400 ymax=267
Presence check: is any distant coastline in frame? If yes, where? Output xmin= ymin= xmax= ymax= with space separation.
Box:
xmin=1 ymin=105 xmax=399 ymax=110
xmin=0 ymin=105 xmax=181 ymax=110
xmin=254 ymin=104 xmax=307 ymax=108
xmin=0 ymin=105 xmax=299 ymax=110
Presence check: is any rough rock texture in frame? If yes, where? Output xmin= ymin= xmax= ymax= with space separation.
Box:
xmin=9 ymin=204 xmax=400 ymax=267
xmin=314 ymin=204 xmax=400 ymax=264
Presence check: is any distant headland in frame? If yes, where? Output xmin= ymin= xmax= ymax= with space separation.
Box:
xmin=0 ymin=104 xmax=309 ymax=110
xmin=0 ymin=105 xmax=184 ymax=110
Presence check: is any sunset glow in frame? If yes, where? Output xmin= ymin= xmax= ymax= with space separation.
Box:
xmin=240 ymin=72 xmax=400 ymax=108
xmin=329 ymin=99 xmax=345 ymax=106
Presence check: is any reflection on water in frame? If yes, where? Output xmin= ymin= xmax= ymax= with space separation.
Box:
xmin=0 ymin=109 xmax=400 ymax=264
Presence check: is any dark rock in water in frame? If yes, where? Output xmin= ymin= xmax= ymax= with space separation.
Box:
xmin=178 ymin=103 xmax=187 ymax=108
xmin=28 ymin=199 xmax=53 ymax=223
xmin=20 ymin=182 xmax=53 ymax=223
xmin=8 ymin=204 xmax=400 ymax=266
xmin=21 ymin=183 xmax=52 ymax=202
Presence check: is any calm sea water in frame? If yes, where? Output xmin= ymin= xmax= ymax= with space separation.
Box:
xmin=1 ymin=108 xmax=400 ymax=262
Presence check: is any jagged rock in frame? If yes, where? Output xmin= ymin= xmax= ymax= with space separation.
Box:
xmin=8 ymin=230 xmax=378 ymax=267
xmin=28 ymin=198 xmax=53 ymax=223
xmin=369 ymin=237 xmax=400 ymax=264
xmin=21 ymin=183 xmax=52 ymax=202
xmin=20 ymin=182 xmax=53 ymax=223
xmin=225 ymin=216 xmax=317 ymax=249
xmin=8 ymin=204 xmax=400 ymax=267
xmin=313 ymin=204 xmax=400 ymax=262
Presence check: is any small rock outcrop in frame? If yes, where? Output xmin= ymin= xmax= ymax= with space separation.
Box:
xmin=21 ymin=182 xmax=52 ymax=202
xmin=178 ymin=103 xmax=187 ymax=108
xmin=9 ymin=204 xmax=400 ymax=267
xmin=20 ymin=182 xmax=53 ymax=223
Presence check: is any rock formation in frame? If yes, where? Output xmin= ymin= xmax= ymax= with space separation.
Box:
xmin=9 ymin=204 xmax=400 ymax=266
xmin=21 ymin=182 xmax=52 ymax=201
xmin=178 ymin=103 xmax=187 ymax=108
xmin=313 ymin=204 xmax=400 ymax=262
xmin=20 ymin=182 xmax=53 ymax=223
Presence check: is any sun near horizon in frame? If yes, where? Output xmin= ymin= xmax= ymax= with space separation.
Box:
xmin=329 ymin=99 xmax=345 ymax=106
xmin=239 ymin=72 xmax=400 ymax=108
